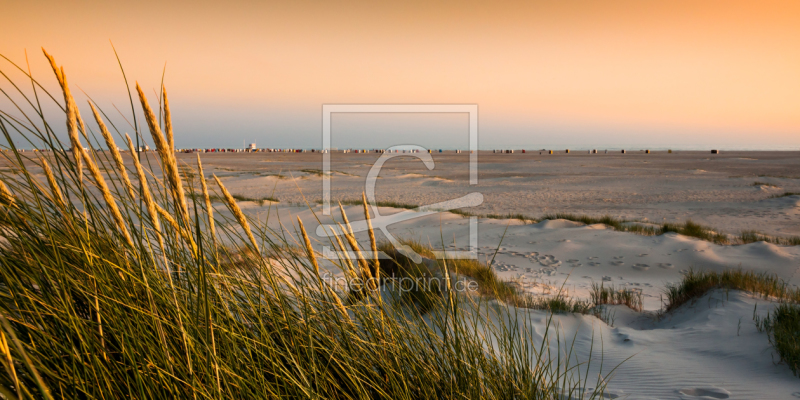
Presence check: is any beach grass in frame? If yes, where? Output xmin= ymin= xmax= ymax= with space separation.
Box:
xmin=299 ymin=168 xmax=326 ymax=176
xmin=190 ymin=192 xmax=279 ymax=205
xmin=0 ymin=52 xmax=611 ymax=399
xmin=771 ymin=192 xmax=800 ymax=199
xmin=755 ymin=303 xmax=800 ymax=377
xmin=322 ymin=198 xmax=421 ymax=210
xmin=740 ymin=230 xmax=800 ymax=246
xmin=752 ymin=181 xmax=779 ymax=187
xmin=663 ymin=269 xmax=800 ymax=313
xmin=590 ymin=283 xmax=644 ymax=312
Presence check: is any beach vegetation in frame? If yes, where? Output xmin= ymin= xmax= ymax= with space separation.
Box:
xmin=755 ymin=303 xmax=800 ymax=377
xmin=771 ymin=192 xmax=800 ymax=199
xmin=0 ymin=52 xmax=611 ymax=399
xmin=663 ymin=269 xmax=800 ymax=313
xmin=752 ymin=181 xmax=779 ymax=187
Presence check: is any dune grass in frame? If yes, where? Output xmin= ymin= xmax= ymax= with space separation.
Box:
xmin=322 ymin=198 xmax=420 ymax=210
xmin=771 ymin=192 xmax=800 ymax=199
xmin=755 ymin=303 xmax=800 ymax=377
xmin=190 ymin=192 xmax=279 ymax=205
xmin=740 ymin=230 xmax=800 ymax=246
xmin=0 ymin=51 xmax=614 ymax=399
xmin=450 ymin=208 xmax=536 ymax=222
xmin=661 ymin=220 xmax=728 ymax=244
xmin=590 ymin=283 xmax=643 ymax=312
xmin=299 ymin=168 xmax=326 ymax=176
xmin=663 ymin=269 xmax=800 ymax=313
xmin=231 ymin=193 xmax=279 ymax=205
xmin=543 ymin=213 xmax=729 ymax=243
xmin=752 ymin=181 xmax=779 ymax=187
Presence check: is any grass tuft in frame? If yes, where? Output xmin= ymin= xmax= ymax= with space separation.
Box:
xmin=590 ymin=283 xmax=643 ymax=312
xmin=663 ymin=269 xmax=800 ymax=313
xmin=752 ymin=181 xmax=779 ymax=187
xmin=771 ymin=192 xmax=800 ymax=199
xmin=740 ymin=230 xmax=800 ymax=246
xmin=755 ymin=303 xmax=800 ymax=377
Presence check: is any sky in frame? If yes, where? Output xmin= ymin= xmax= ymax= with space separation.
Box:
xmin=2 ymin=0 xmax=799 ymax=150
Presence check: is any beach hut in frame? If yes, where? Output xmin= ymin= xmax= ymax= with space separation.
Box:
xmin=521 ymin=149 xmax=526 ymax=153
xmin=592 ymin=149 xmax=597 ymax=154
xmin=565 ymin=149 xmax=570 ymax=154
xmin=711 ymin=149 xmax=720 ymax=154
xmin=645 ymin=150 xmax=650 ymax=154
xmin=621 ymin=150 xmax=626 ymax=154
xmin=548 ymin=150 xmax=553 ymax=154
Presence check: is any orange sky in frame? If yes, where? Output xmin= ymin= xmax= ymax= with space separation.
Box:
xmin=2 ymin=0 xmax=799 ymax=149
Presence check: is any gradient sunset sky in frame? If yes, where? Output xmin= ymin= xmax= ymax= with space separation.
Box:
xmin=3 ymin=0 xmax=799 ymax=149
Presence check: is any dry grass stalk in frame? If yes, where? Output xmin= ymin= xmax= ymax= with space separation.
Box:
xmin=155 ymin=204 xmax=194 ymax=249
xmin=125 ymin=135 xmax=160 ymax=234
xmin=336 ymin=215 xmax=374 ymax=290
xmin=41 ymin=159 xmax=64 ymax=208
xmin=0 ymin=180 xmax=15 ymax=207
xmin=88 ymin=102 xmax=135 ymax=199
xmin=213 ymin=175 xmax=259 ymax=252
xmin=42 ymin=49 xmax=84 ymax=179
xmin=0 ymin=332 xmax=18 ymax=394
xmin=196 ymin=154 xmax=216 ymax=249
xmin=338 ymin=202 xmax=356 ymax=237
xmin=296 ymin=217 xmax=320 ymax=277
xmin=297 ymin=217 xmax=349 ymax=319
xmin=361 ymin=192 xmax=379 ymax=282
xmin=163 ymin=85 xmax=174 ymax=153
xmin=135 ymin=83 xmax=188 ymax=223
xmin=81 ymin=151 xmax=134 ymax=248
xmin=331 ymin=228 xmax=357 ymax=281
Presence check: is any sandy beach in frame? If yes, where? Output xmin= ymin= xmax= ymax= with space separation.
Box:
xmin=162 ymin=150 xmax=800 ymax=398
xmin=184 ymin=150 xmax=800 ymax=237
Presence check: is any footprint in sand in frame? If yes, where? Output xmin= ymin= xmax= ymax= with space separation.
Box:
xmin=638 ymin=253 xmax=648 ymax=257
xmin=602 ymin=276 xmax=613 ymax=281
xmin=588 ymin=262 xmax=601 ymax=267
xmin=611 ymin=261 xmax=625 ymax=266
xmin=614 ymin=256 xmax=624 ymax=259
xmin=632 ymin=263 xmax=650 ymax=271
xmin=658 ymin=263 xmax=674 ymax=269
xmin=588 ymin=256 xmax=598 ymax=260
xmin=678 ymin=387 xmax=730 ymax=399
xmin=567 ymin=259 xmax=580 ymax=263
